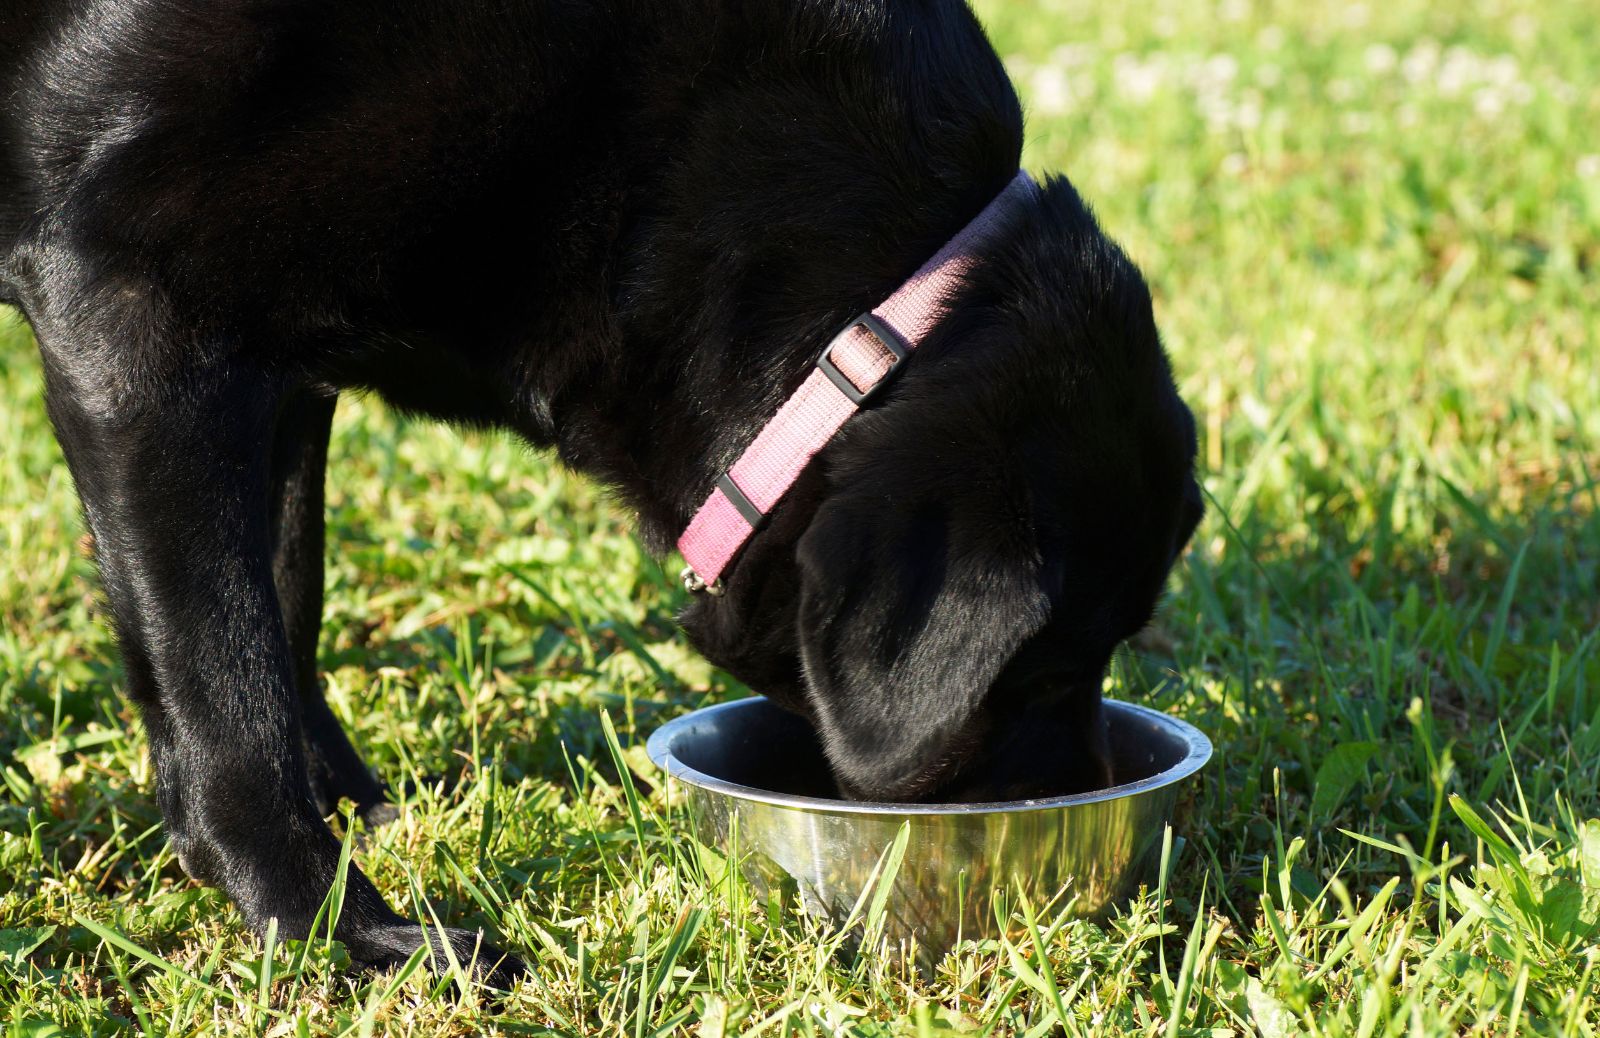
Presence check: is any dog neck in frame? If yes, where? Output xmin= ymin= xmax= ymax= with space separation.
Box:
xmin=675 ymin=171 xmax=1038 ymax=595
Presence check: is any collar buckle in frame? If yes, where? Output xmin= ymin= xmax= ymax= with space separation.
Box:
xmin=816 ymin=313 xmax=909 ymax=407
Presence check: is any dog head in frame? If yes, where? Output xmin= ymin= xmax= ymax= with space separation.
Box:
xmin=680 ymin=175 xmax=1201 ymax=802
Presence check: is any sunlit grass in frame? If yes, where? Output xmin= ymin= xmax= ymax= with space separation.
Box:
xmin=2 ymin=0 xmax=1598 ymax=1032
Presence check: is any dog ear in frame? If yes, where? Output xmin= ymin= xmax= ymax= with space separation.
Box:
xmin=794 ymin=493 xmax=1049 ymax=801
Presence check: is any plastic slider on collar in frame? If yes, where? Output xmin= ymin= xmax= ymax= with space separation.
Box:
xmin=816 ymin=313 xmax=909 ymax=406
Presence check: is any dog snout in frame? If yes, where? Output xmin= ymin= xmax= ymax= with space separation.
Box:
xmin=930 ymin=678 xmax=1113 ymax=803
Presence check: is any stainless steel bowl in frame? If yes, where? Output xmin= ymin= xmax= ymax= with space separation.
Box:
xmin=647 ymin=696 xmax=1211 ymax=966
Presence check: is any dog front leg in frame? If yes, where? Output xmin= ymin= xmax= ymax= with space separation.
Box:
xmin=34 ymin=320 xmax=521 ymax=986
xmin=268 ymin=389 xmax=395 ymax=823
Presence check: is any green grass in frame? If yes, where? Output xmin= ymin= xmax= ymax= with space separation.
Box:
xmin=3 ymin=0 xmax=1599 ymax=1032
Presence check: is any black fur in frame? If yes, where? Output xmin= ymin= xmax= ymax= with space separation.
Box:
xmin=0 ymin=0 xmax=1200 ymax=983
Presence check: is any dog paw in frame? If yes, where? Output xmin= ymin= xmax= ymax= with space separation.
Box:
xmin=345 ymin=923 xmax=527 ymax=989
xmin=356 ymin=800 xmax=401 ymax=829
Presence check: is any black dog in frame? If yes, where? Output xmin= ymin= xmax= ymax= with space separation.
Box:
xmin=0 ymin=0 xmax=1201 ymax=984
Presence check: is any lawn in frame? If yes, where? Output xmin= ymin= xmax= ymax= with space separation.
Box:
xmin=3 ymin=0 xmax=1599 ymax=1033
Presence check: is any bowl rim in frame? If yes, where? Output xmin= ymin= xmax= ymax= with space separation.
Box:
xmin=645 ymin=696 xmax=1212 ymax=816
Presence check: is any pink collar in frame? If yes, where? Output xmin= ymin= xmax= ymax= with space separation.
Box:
xmin=678 ymin=170 xmax=1038 ymax=594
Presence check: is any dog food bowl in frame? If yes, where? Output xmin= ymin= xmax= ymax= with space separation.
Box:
xmin=646 ymin=696 xmax=1211 ymax=966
